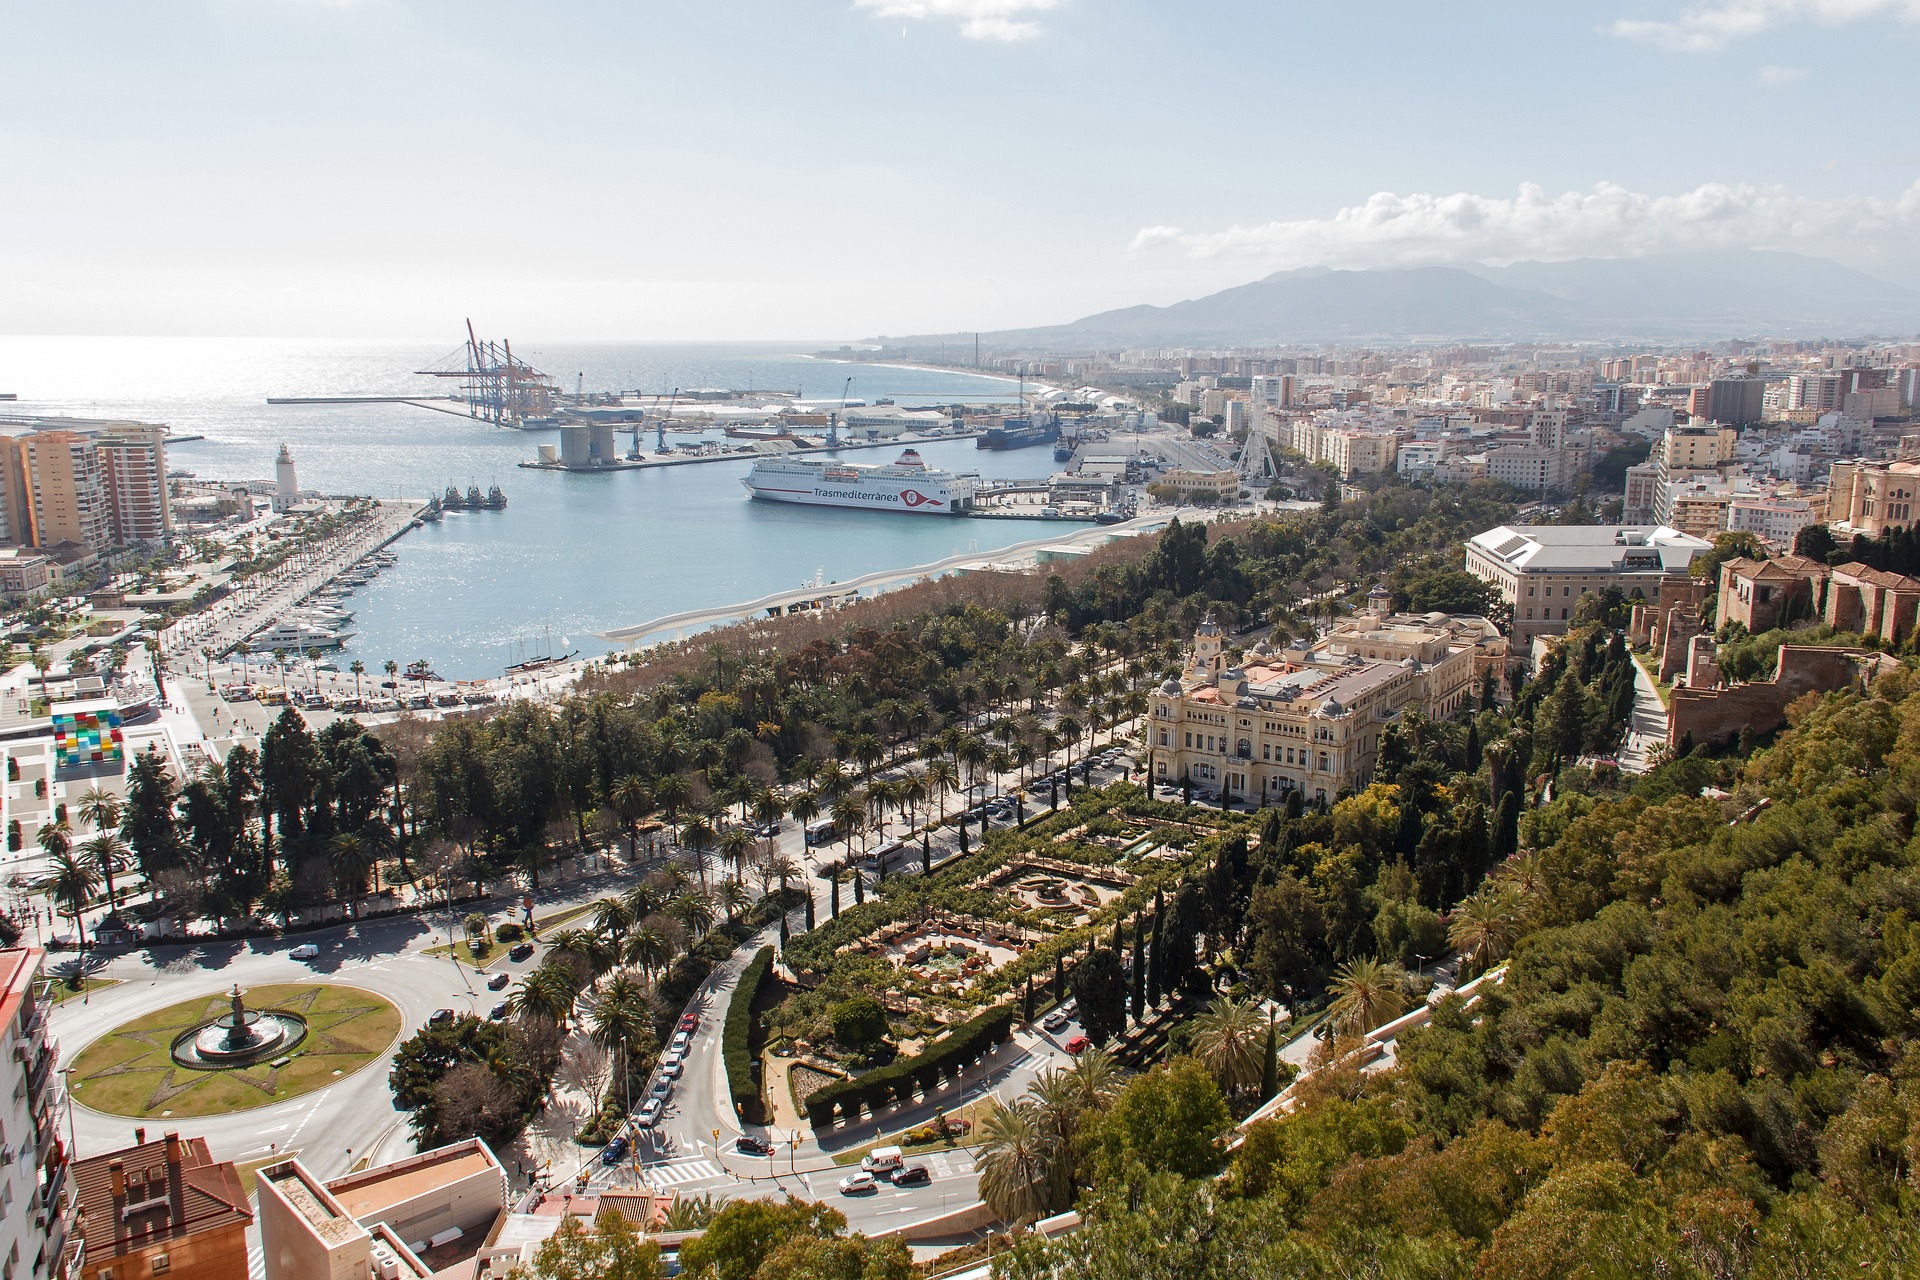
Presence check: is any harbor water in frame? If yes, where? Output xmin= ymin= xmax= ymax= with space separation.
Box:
xmin=0 ymin=338 xmax=1080 ymax=678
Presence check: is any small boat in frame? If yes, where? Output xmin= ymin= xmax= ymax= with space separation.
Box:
xmin=443 ymin=484 xmax=467 ymax=510
xmin=484 ymin=484 xmax=507 ymax=510
xmin=466 ymin=484 xmax=484 ymax=508
xmin=404 ymin=659 xmax=439 ymax=682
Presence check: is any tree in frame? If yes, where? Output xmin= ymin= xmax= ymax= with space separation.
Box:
xmin=830 ymin=996 xmax=889 ymax=1051
xmin=1072 ymin=948 xmax=1126 ymax=1047
xmin=976 ymin=1098 xmax=1053 ymax=1224
xmin=511 ymin=959 xmax=583 ymax=1026
xmin=1244 ymin=872 xmax=1325 ymax=1012
xmin=677 ymin=1196 xmax=850 ymax=1280
xmin=81 ymin=832 xmax=128 ymax=913
xmin=503 ymin=1212 xmax=664 ymax=1280
xmin=589 ymin=970 xmax=655 ymax=1113
xmin=1190 ymin=994 xmax=1267 ymax=1097
xmin=37 ymin=840 xmax=99 ymax=950
xmin=1326 ymin=956 xmax=1410 ymax=1035
xmin=1448 ymin=883 xmax=1526 ymax=975
xmin=1087 ymin=1056 xmax=1232 ymax=1182
xmin=123 ymin=752 xmax=186 ymax=879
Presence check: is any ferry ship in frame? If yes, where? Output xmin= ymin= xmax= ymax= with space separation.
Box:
xmin=741 ymin=448 xmax=977 ymax=514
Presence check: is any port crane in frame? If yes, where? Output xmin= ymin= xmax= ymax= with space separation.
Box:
xmin=415 ymin=320 xmax=557 ymax=425
xmin=628 ymin=388 xmax=681 ymax=458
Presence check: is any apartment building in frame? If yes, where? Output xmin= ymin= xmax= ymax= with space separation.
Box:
xmin=67 ymin=1133 xmax=251 ymax=1280
xmin=0 ymin=423 xmax=171 ymax=556
xmin=1465 ymin=524 xmax=1712 ymax=644
xmin=1826 ymin=458 xmax=1920 ymax=539
xmin=1725 ymin=495 xmax=1819 ymax=549
xmin=1146 ymin=616 xmax=1420 ymax=806
xmin=1484 ymin=445 xmax=1565 ymax=493
xmin=92 ymin=425 xmax=171 ymax=546
xmin=0 ymin=948 xmax=70 ymax=1280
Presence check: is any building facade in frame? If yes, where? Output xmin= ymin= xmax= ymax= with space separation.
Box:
xmin=1146 ymin=617 xmax=1419 ymax=806
xmin=1465 ymin=524 xmax=1712 ymax=644
xmin=93 ymin=425 xmax=171 ymax=546
xmin=0 ymin=949 xmax=70 ymax=1280
xmin=1826 ymin=458 xmax=1920 ymax=539
xmin=68 ymin=1133 xmax=250 ymax=1280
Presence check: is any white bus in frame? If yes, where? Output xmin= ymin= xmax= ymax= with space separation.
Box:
xmin=805 ymin=819 xmax=837 ymax=847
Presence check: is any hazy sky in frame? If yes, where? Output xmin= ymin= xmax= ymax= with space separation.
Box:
xmin=4 ymin=0 xmax=1918 ymax=340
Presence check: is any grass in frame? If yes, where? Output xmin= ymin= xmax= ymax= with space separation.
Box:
xmin=829 ymin=1095 xmax=994 ymax=1166
xmin=66 ymin=983 xmax=401 ymax=1119
xmin=43 ymin=977 xmax=122 ymax=1006
xmin=421 ymin=901 xmax=598 ymax=968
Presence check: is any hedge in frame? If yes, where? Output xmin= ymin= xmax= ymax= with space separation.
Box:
xmin=804 ymin=1004 xmax=1014 ymax=1129
xmin=725 ymin=947 xmax=775 ymax=1121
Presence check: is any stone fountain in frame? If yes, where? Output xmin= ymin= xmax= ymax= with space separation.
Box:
xmin=170 ymin=985 xmax=308 ymax=1069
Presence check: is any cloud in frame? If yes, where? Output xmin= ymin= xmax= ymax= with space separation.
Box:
xmin=1131 ymin=179 xmax=1920 ymax=271
xmin=853 ymin=0 xmax=1060 ymax=40
xmin=1758 ymin=63 xmax=1809 ymax=83
xmin=1609 ymin=0 xmax=1920 ymax=52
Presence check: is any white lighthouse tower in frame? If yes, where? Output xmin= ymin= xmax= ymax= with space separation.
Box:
xmin=273 ymin=442 xmax=300 ymax=513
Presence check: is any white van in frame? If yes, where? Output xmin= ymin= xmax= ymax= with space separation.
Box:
xmin=861 ymin=1145 xmax=904 ymax=1174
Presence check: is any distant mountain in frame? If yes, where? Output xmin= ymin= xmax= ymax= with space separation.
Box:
xmin=876 ymin=252 xmax=1920 ymax=349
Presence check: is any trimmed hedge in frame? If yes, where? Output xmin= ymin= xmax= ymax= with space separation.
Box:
xmin=804 ymin=1005 xmax=1014 ymax=1129
xmin=725 ymin=947 xmax=775 ymax=1122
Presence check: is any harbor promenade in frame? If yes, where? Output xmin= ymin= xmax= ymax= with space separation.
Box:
xmin=160 ymin=499 xmax=424 ymax=669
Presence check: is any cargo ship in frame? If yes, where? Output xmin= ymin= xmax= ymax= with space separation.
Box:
xmin=741 ymin=448 xmax=978 ymax=514
xmin=976 ymin=415 xmax=1060 ymax=451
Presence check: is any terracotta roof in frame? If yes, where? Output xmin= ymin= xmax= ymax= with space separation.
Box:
xmin=71 ymin=1134 xmax=252 ymax=1263
xmin=1831 ymin=562 xmax=1920 ymax=591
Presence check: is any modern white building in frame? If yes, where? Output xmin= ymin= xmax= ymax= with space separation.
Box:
xmin=1465 ymin=524 xmax=1712 ymax=643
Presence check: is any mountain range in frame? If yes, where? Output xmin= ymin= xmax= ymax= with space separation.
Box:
xmin=875 ymin=252 xmax=1920 ymax=350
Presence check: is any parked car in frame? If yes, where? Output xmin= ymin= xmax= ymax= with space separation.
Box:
xmin=489 ymin=1001 xmax=509 ymax=1020
xmin=290 ymin=943 xmax=320 ymax=960
xmin=487 ymin=972 xmax=510 ymax=991
xmin=660 ymin=1060 xmax=683 ymax=1080
xmin=1042 ymin=1011 xmax=1069 ymax=1032
xmin=509 ymin=942 xmax=535 ymax=962
xmin=838 ymin=1172 xmax=879 ymax=1196
xmin=677 ymin=1013 xmax=700 ymax=1033
xmin=1064 ymin=1035 xmax=1091 ymax=1055
xmin=429 ymin=1008 xmax=455 ymax=1026
xmin=634 ymin=1099 xmax=663 ymax=1128
xmin=891 ymin=1164 xmax=931 ymax=1187
xmin=649 ymin=1079 xmax=671 ymax=1101
xmin=670 ymin=1031 xmax=691 ymax=1052
xmin=735 ymin=1135 xmax=772 ymax=1156
xmin=600 ymin=1136 xmax=629 ymax=1166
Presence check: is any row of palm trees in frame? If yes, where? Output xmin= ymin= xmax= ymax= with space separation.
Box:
xmin=33 ymin=786 xmax=129 ymax=949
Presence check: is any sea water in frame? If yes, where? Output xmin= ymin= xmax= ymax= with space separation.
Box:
xmin=0 ymin=337 xmax=1078 ymax=679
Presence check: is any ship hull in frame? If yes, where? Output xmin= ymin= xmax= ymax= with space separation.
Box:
xmin=741 ymin=478 xmax=965 ymax=514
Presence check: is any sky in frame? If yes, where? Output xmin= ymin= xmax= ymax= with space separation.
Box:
xmin=3 ymin=0 xmax=1918 ymax=340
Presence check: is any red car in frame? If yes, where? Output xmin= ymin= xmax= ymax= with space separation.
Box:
xmin=1064 ymin=1035 xmax=1090 ymax=1055
xmin=678 ymin=1013 xmax=700 ymax=1033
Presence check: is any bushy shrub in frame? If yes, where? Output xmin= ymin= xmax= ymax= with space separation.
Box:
xmin=805 ymin=1005 xmax=1013 ymax=1129
xmin=494 ymin=922 xmax=524 ymax=943
xmin=724 ymin=947 xmax=774 ymax=1121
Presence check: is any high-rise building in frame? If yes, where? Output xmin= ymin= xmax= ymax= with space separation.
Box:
xmin=1705 ymin=377 xmax=1766 ymax=426
xmin=0 ymin=948 xmax=72 ymax=1280
xmin=93 ymin=424 xmax=171 ymax=545
xmin=5 ymin=431 xmax=114 ymax=553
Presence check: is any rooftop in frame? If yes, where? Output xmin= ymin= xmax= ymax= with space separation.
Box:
xmin=0 ymin=947 xmax=37 ymax=1033
xmin=1468 ymin=524 xmax=1711 ymax=574
xmin=263 ymin=1163 xmax=360 ymax=1244
xmin=327 ymin=1141 xmax=501 ymax=1222
xmin=75 ymin=1134 xmax=253 ymax=1259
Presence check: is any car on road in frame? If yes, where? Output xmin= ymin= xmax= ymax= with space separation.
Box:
xmin=735 ymin=1135 xmax=772 ymax=1156
xmin=429 ymin=1008 xmax=456 ymax=1026
xmin=677 ymin=1013 xmax=700 ymax=1033
xmin=1064 ymin=1035 xmax=1091 ymax=1055
xmin=838 ymin=1172 xmax=879 ymax=1195
xmin=648 ymin=1079 xmax=671 ymax=1102
xmin=508 ymin=942 xmax=535 ymax=962
xmin=487 ymin=972 xmax=511 ymax=990
xmin=489 ymin=1001 xmax=509 ymax=1020
xmin=634 ymin=1099 xmax=663 ymax=1128
xmin=601 ymin=1136 xmax=629 ymax=1166
xmin=669 ymin=1031 xmax=691 ymax=1053
xmin=891 ymin=1164 xmax=931 ymax=1187
xmin=862 ymin=1146 xmax=904 ymax=1175
xmin=290 ymin=943 xmax=320 ymax=960
xmin=660 ymin=1060 xmax=683 ymax=1080
xmin=1042 ymin=1011 xmax=1070 ymax=1032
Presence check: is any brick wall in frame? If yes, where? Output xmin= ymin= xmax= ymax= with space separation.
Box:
xmin=1667 ymin=646 xmax=1873 ymax=748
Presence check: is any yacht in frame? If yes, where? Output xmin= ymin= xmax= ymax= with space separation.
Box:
xmin=248 ymin=622 xmax=352 ymax=652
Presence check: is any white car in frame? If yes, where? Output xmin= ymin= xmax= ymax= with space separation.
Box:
xmin=290 ymin=943 xmax=320 ymax=960
xmin=634 ymin=1099 xmax=664 ymax=1128
xmin=660 ymin=1060 xmax=683 ymax=1080
xmin=838 ymin=1172 xmax=879 ymax=1195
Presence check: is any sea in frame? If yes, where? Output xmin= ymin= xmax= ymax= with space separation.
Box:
xmin=0 ymin=337 xmax=1075 ymax=680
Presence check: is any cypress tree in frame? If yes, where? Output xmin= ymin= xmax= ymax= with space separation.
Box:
xmin=853 ymin=869 xmax=864 ymax=904
xmin=1148 ymin=910 xmax=1165 ymax=1007
xmin=922 ymin=831 xmax=931 ymax=875
xmin=779 ymin=913 xmax=789 ymax=947
xmin=1261 ymin=1019 xmax=1278 ymax=1099
xmin=1024 ymin=975 xmax=1035 ymax=1023
xmin=1465 ymin=720 xmax=1482 ymax=772
xmin=1053 ymin=953 xmax=1064 ymax=1004
xmin=830 ymin=875 xmax=840 ymax=919
xmin=805 ymin=888 xmax=816 ymax=931
xmin=1130 ymin=915 xmax=1145 ymax=1023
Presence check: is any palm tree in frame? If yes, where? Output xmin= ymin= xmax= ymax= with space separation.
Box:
xmin=610 ymin=776 xmax=651 ymax=859
xmin=1448 ymin=884 xmax=1526 ymax=975
xmin=384 ymin=658 xmax=399 ymax=691
xmin=589 ymin=970 xmax=653 ymax=1111
xmin=976 ymin=1098 xmax=1053 ymax=1224
xmin=666 ymin=890 xmax=714 ymax=940
xmin=592 ymin=895 xmax=636 ymax=946
xmin=549 ymin=928 xmax=616 ymax=979
xmin=1327 ymin=957 xmax=1411 ymax=1036
xmin=349 ymin=659 xmax=365 ymax=701
xmin=510 ymin=959 xmax=583 ymax=1026
xmin=899 ymin=770 xmax=928 ymax=833
xmin=1025 ymin=1068 xmax=1084 ymax=1207
xmin=716 ymin=879 xmax=749 ymax=926
xmin=1059 ymin=1040 xmax=1117 ymax=1107
xmin=77 ymin=786 xmax=121 ymax=837
xmin=718 ymin=826 xmax=755 ymax=886
xmin=767 ymin=854 xmax=799 ymax=897
xmin=679 ymin=816 xmax=715 ymax=889
xmin=926 ymin=758 xmax=957 ymax=825
xmin=80 ymin=832 xmax=128 ymax=913
xmin=787 ymin=790 xmax=821 ymax=847
xmin=1190 ymin=994 xmax=1268 ymax=1096
xmin=328 ymin=831 xmax=373 ymax=901
xmin=752 ymin=789 xmax=786 ymax=856
xmin=623 ymin=924 xmax=675 ymax=983
xmin=38 ymin=844 xmax=100 ymax=951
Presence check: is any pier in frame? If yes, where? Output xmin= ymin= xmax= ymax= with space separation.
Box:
xmin=594 ymin=513 xmax=1172 ymax=649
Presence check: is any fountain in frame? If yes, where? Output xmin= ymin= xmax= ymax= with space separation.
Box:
xmin=170 ymin=985 xmax=308 ymax=1069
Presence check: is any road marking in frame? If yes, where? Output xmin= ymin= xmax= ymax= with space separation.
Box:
xmin=248 ymin=1245 xmax=264 ymax=1279
xmin=643 ymin=1159 xmax=721 ymax=1188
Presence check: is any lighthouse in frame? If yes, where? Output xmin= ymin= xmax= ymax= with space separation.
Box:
xmin=273 ymin=442 xmax=300 ymax=512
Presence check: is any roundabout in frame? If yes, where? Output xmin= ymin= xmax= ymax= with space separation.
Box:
xmin=65 ymin=983 xmax=402 ymax=1120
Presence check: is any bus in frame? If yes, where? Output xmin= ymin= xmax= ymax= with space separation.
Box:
xmin=805 ymin=819 xmax=837 ymax=847
xmin=860 ymin=839 xmax=909 ymax=871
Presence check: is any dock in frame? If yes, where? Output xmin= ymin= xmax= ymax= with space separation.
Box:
xmin=516 ymin=430 xmax=984 ymax=474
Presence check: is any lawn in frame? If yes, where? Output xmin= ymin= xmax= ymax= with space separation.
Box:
xmin=65 ymin=983 xmax=401 ymax=1119
xmin=421 ymin=901 xmax=598 ymax=968
xmin=43 ymin=977 xmax=122 ymax=1006
xmin=828 ymin=1095 xmax=993 ymax=1166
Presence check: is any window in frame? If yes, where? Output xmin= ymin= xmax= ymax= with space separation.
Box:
xmin=151 ymin=1259 xmax=171 ymax=1276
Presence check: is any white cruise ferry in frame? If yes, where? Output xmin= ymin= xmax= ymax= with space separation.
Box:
xmin=741 ymin=449 xmax=978 ymax=514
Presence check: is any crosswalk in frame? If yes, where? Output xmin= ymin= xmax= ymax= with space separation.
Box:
xmin=248 ymin=1244 xmax=264 ymax=1279
xmin=642 ymin=1158 xmax=722 ymax=1188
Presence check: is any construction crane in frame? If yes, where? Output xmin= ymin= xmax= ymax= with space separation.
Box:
xmin=414 ymin=320 xmax=557 ymax=426
xmin=829 ymin=376 xmax=853 ymax=449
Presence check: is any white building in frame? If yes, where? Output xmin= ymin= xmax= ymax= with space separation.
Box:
xmin=274 ymin=442 xmax=300 ymax=513
xmin=0 ymin=949 xmax=69 ymax=1280
xmin=1726 ymin=495 xmax=1819 ymax=549
xmin=1465 ymin=524 xmax=1712 ymax=643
